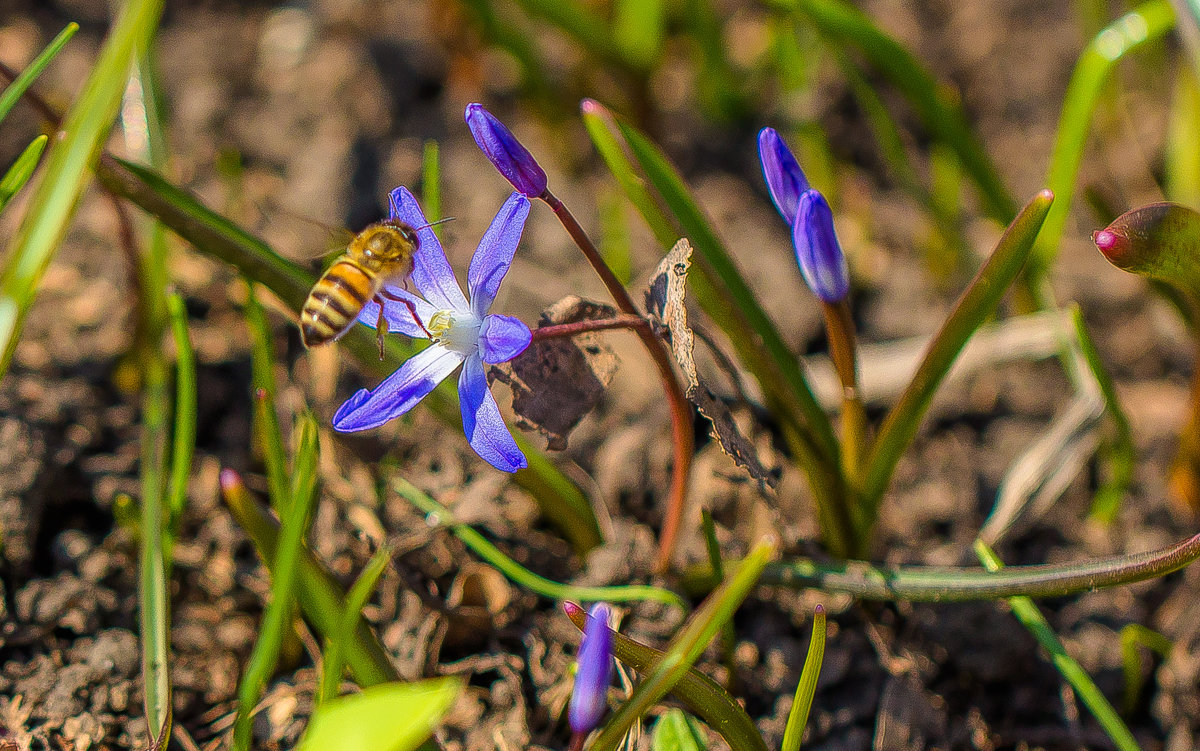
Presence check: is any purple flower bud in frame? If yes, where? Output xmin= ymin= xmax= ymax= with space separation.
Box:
xmin=569 ymin=603 xmax=614 ymax=734
xmin=465 ymin=103 xmax=548 ymax=198
xmin=793 ymin=189 xmax=849 ymax=303
xmin=758 ymin=127 xmax=810 ymax=225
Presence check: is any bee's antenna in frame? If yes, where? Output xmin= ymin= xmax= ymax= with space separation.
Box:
xmin=417 ymin=216 xmax=456 ymax=231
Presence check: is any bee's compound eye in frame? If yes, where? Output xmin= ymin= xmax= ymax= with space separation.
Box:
xmin=400 ymin=224 xmax=419 ymax=249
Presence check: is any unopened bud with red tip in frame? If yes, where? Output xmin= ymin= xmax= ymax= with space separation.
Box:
xmin=758 ymin=127 xmax=810 ymax=225
xmin=465 ymin=103 xmax=548 ymax=198
xmin=1094 ymin=202 xmax=1200 ymax=286
xmin=793 ymin=189 xmax=850 ymax=303
xmin=568 ymin=602 xmax=614 ymax=735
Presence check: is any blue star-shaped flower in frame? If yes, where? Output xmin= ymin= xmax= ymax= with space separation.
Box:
xmin=332 ymin=187 xmax=532 ymax=472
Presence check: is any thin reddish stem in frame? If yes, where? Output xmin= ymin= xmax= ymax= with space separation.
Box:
xmin=531 ymin=314 xmax=650 ymax=342
xmin=541 ymin=189 xmax=693 ymax=573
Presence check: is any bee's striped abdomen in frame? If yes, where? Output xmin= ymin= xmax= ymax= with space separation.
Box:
xmin=300 ymin=259 xmax=378 ymax=347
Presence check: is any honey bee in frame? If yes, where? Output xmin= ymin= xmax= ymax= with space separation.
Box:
xmin=300 ymin=218 xmax=422 ymax=358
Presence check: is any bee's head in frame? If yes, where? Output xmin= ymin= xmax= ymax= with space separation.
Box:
xmin=362 ymin=220 xmax=419 ymax=260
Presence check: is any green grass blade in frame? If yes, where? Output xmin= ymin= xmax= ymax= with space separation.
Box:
xmin=1119 ymin=624 xmax=1172 ymax=715
xmin=511 ymin=0 xmax=633 ymax=71
xmin=394 ymin=477 xmax=686 ymax=610
xmin=1030 ymin=0 xmax=1176 ymax=279
xmin=781 ymin=606 xmax=825 ymax=751
xmin=94 ymin=157 xmax=602 ymax=553
xmin=757 ymin=527 xmax=1200 ymax=600
xmin=233 ymin=415 xmax=320 ymax=751
xmin=1071 ymin=307 xmax=1134 ymax=523
xmin=0 ymin=1 xmax=163 ymax=378
xmin=320 ymin=544 xmax=394 ymax=704
xmin=974 ymin=540 xmax=1140 ymax=751
xmin=862 ymin=190 xmax=1054 ymax=522
xmin=613 ymin=0 xmax=665 ymax=69
xmin=421 ymin=140 xmax=441 ymax=234
xmin=780 ymin=0 xmax=1016 ymax=223
xmin=1167 ymin=65 xmax=1200 ymax=206
xmin=222 ymin=472 xmax=398 ymax=686
xmin=589 ymin=542 xmax=774 ymax=751
xmin=245 ymin=287 xmax=291 ymax=515
xmin=0 ymin=135 xmax=49 ymax=211
xmin=0 ymin=22 xmax=78 ymax=123
xmin=165 ymin=293 xmax=196 ymax=555
xmin=564 ymin=604 xmax=769 ymax=751
xmin=298 ymin=678 xmax=464 ymax=751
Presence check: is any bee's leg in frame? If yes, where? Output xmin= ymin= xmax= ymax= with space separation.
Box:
xmin=374 ymin=296 xmax=387 ymax=360
xmin=380 ymin=289 xmax=431 ymax=338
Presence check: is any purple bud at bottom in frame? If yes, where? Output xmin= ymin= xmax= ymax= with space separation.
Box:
xmin=569 ymin=603 xmax=615 ymax=735
xmin=793 ymin=189 xmax=849 ymax=304
xmin=465 ymin=103 xmax=548 ymax=198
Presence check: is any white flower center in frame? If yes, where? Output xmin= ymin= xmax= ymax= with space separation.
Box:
xmin=427 ymin=309 xmax=481 ymax=356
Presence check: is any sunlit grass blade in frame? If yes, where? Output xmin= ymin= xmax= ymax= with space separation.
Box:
xmin=165 ymin=293 xmax=196 ymax=555
xmin=1167 ymin=65 xmax=1200 ymax=206
xmin=0 ymin=1 xmax=164 ymax=379
xmin=1071 ymin=307 xmax=1135 ymax=523
xmin=613 ymin=0 xmax=665 ymax=69
xmin=974 ymin=540 xmax=1140 ymax=751
xmin=755 ymin=527 xmax=1200 ymax=600
xmin=1119 ymin=624 xmax=1172 ymax=715
xmin=1030 ymin=0 xmax=1176 ymax=280
xmin=233 ymin=415 xmax=320 ymax=751
xmin=221 ymin=471 xmax=398 ymax=686
xmin=588 ymin=542 xmax=774 ymax=751
xmin=246 ymin=287 xmax=290 ymax=515
xmin=394 ymin=477 xmax=686 ymax=610
xmin=781 ymin=605 xmax=825 ymax=751
xmin=297 ymin=678 xmax=463 ymax=751
xmin=861 ymin=190 xmax=1055 ymax=526
xmin=650 ymin=709 xmax=705 ymax=751
xmin=0 ymin=22 xmax=78 ymax=123
xmin=778 ymin=0 xmax=1016 ymax=224
xmin=94 ymin=157 xmax=602 ymax=553
xmin=319 ymin=544 xmax=394 ymax=704
xmin=421 ymin=140 xmax=441 ymax=234
xmin=0 ymin=135 xmax=48 ymax=211
xmin=564 ymin=604 xmax=769 ymax=751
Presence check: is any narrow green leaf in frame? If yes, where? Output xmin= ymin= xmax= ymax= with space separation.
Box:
xmin=1030 ymin=1 xmax=1176 ymax=278
xmin=0 ymin=135 xmax=48 ymax=211
xmin=779 ymin=0 xmax=1016 ymax=223
xmin=94 ymin=157 xmax=602 ymax=553
xmin=222 ymin=474 xmax=399 ymax=686
xmin=0 ymin=23 xmax=78 ymax=123
xmin=589 ymin=542 xmax=774 ymax=751
xmin=0 ymin=1 xmax=164 ymax=378
xmin=298 ymin=678 xmax=464 ymax=751
xmin=613 ymin=0 xmax=666 ymax=69
xmin=246 ymin=287 xmax=291 ymax=516
xmin=320 ymin=544 xmax=394 ymax=704
xmin=421 ymin=140 xmax=441 ymax=235
xmin=974 ymin=540 xmax=1140 ymax=751
xmin=651 ymin=709 xmax=707 ymax=751
xmin=862 ymin=190 xmax=1055 ymax=522
xmin=564 ymin=606 xmax=768 ymax=751
xmin=781 ymin=606 xmax=825 ymax=751
xmin=394 ymin=477 xmax=686 ymax=610
xmin=756 ymin=527 xmax=1200 ymax=600
xmin=1166 ymin=65 xmax=1200 ymax=206
xmin=165 ymin=293 xmax=196 ymax=553
xmin=234 ymin=415 xmax=320 ymax=751
xmin=1119 ymin=623 xmax=1172 ymax=715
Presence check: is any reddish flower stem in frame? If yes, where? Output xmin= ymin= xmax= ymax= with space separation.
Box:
xmin=530 ymin=314 xmax=650 ymax=342
xmin=541 ymin=189 xmax=693 ymax=573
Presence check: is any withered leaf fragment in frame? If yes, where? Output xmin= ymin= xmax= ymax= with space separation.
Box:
xmin=494 ymin=297 xmax=619 ymax=450
xmin=646 ymin=239 xmax=777 ymax=489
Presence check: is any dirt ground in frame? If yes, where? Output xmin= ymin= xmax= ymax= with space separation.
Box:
xmin=1 ymin=0 xmax=1199 ymax=749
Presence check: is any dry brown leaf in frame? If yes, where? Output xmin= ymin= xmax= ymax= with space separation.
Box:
xmin=493 ymin=297 xmax=620 ymax=451
xmin=646 ymin=239 xmax=777 ymax=489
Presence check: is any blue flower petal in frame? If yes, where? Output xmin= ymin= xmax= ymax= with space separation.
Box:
xmin=389 ymin=187 xmax=469 ymax=312
xmin=468 ymin=193 xmax=530 ymax=318
xmin=792 ymin=189 xmax=849 ymax=303
xmin=332 ymin=344 xmax=464 ymax=431
xmin=478 ymin=314 xmax=531 ymax=364
xmin=356 ymin=285 xmax=438 ymax=338
xmin=458 ymin=355 xmax=527 ymax=472
xmin=758 ymin=127 xmax=809 ymax=226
